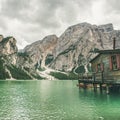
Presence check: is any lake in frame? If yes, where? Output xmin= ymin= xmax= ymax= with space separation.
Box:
xmin=0 ymin=80 xmax=120 ymax=120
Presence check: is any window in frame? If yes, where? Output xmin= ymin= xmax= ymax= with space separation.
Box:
xmin=111 ymin=55 xmax=117 ymax=70
xmin=97 ymin=64 xmax=101 ymax=72
xmin=96 ymin=63 xmax=104 ymax=72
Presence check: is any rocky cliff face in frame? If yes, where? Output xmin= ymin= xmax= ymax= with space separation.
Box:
xmin=0 ymin=36 xmax=42 ymax=79
xmin=21 ymin=22 xmax=120 ymax=73
xmin=0 ymin=36 xmax=17 ymax=79
xmin=1 ymin=22 xmax=120 ymax=79
xmin=0 ymin=36 xmax=18 ymax=65
xmin=49 ymin=23 xmax=120 ymax=72
xmin=20 ymin=35 xmax=58 ymax=69
xmin=0 ymin=36 xmax=18 ymax=55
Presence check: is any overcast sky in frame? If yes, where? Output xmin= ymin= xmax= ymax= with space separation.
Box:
xmin=0 ymin=0 xmax=120 ymax=49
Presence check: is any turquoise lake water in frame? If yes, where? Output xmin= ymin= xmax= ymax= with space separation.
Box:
xmin=0 ymin=80 xmax=120 ymax=120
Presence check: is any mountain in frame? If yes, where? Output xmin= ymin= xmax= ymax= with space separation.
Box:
xmin=22 ymin=22 xmax=120 ymax=73
xmin=50 ymin=23 xmax=118 ymax=72
xmin=23 ymin=35 xmax=58 ymax=69
xmin=0 ymin=36 xmax=42 ymax=79
xmin=1 ymin=22 xmax=120 ymax=80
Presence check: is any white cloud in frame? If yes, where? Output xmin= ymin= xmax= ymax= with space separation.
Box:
xmin=91 ymin=0 xmax=106 ymax=24
xmin=0 ymin=0 xmax=120 ymax=49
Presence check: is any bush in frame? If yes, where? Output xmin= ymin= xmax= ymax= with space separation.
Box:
xmin=75 ymin=66 xmax=85 ymax=73
xmin=49 ymin=72 xmax=78 ymax=80
xmin=0 ymin=37 xmax=13 ymax=44
xmin=0 ymin=59 xmax=10 ymax=79
xmin=68 ymin=72 xmax=78 ymax=80
xmin=38 ymin=67 xmax=45 ymax=71
xmin=7 ymin=65 xmax=32 ymax=79
xmin=45 ymin=54 xmax=54 ymax=65
xmin=31 ymin=73 xmax=44 ymax=80
xmin=50 ymin=72 xmax=68 ymax=80
xmin=17 ymin=52 xmax=29 ymax=57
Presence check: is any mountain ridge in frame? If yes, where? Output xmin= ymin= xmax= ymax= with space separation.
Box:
xmin=0 ymin=22 xmax=120 ymax=79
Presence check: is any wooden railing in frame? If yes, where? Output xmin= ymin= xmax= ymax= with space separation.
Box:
xmin=78 ymin=71 xmax=118 ymax=84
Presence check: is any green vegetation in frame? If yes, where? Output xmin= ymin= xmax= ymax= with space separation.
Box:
xmin=59 ymin=45 xmax=76 ymax=55
xmin=68 ymin=72 xmax=78 ymax=80
xmin=49 ymin=71 xmax=78 ymax=80
xmin=17 ymin=52 xmax=29 ymax=57
xmin=23 ymin=67 xmax=30 ymax=72
xmin=31 ymin=73 xmax=44 ymax=80
xmin=94 ymin=48 xmax=99 ymax=52
xmin=75 ymin=65 xmax=85 ymax=73
xmin=62 ymin=65 xmax=68 ymax=72
xmin=23 ymin=67 xmax=43 ymax=79
xmin=0 ymin=36 xmax=13 ymax=44
xmin=17 ymin=52 xmax=32 ymax=62
xmin=7 ymin=65 xmax=32 ymax=79
xmin=45 ymin=54 xmax=54 ymax=65
xmin=0 ymin=59 xmax=9 ymax=79
xmin=45 ymin=58 xmax=53 ymax=65
xmin=50 ymin=72 xmax=68 ymax=79
xmin=38 ymin=67 xmax=45 ymax=71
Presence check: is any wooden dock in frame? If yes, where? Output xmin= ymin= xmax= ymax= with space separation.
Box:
xmin=78 ymin=72 xmax=120 ymax=93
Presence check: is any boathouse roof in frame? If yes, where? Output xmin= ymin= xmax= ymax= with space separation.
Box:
xmin=90 ymin=49 xmax=120 ymax=63
xmin=94 ymin=49 xmax=120 ymax=54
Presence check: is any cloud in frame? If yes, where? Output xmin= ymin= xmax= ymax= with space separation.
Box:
xmin=1 ymin=0 xmax=30 ymax=18
xmin=105 ymin=0 xmax=120 ymax=13
xmin=98 ymin=0 xmax=120 ymax=29
xmin=0 ymin=0 xmax=120 ymax=49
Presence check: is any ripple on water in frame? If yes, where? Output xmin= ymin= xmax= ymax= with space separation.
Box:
xmin=0 ymin=81 xmax=120 ymax=120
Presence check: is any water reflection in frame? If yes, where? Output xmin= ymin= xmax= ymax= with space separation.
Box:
xmin=0 ymin=80 xmax=120 ymax=120
xmin=78 ymin=87 xmax=120 ymax=120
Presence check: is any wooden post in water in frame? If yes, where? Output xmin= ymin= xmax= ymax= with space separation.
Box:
xmin=100 ymin=83 xmax=103 ymax=92
xmin=93 ymin=73 xmax=97 ymax=92
xmin=78 ymin=79 xmax=80 ymax=88
xmin=99 ymin=71 xmax=104 ymax=92
xmin=93 ymin=84 xmax=97 ymax=92
xmin=93 ymin=72 xmax=95 ymax=82
xmin=101 ymin=71 xmax=104 ymax=83
xmin=106 ymin=84 xmax=109 ymax=94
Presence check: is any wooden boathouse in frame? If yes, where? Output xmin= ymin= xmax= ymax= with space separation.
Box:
xmin=78 ymin=38 xmax=120 ymax=93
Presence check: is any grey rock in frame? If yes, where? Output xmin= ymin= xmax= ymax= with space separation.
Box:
xmin=0 ymin=36 xmax=18 ymax=56
xmin=98 ymin=23 xmax=113 ymax=32
xmin=20 ymin=35 xmax=58 ymax=69
xmin=0 ymin=35 xmax=3 ymax=42
xmin=50 ymin=23 xmax=120 ymax=72
xmin=1 ymin=22 xmax=120 ymax=80
xmin=20 ymin=22 xmax=120 ymax=73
